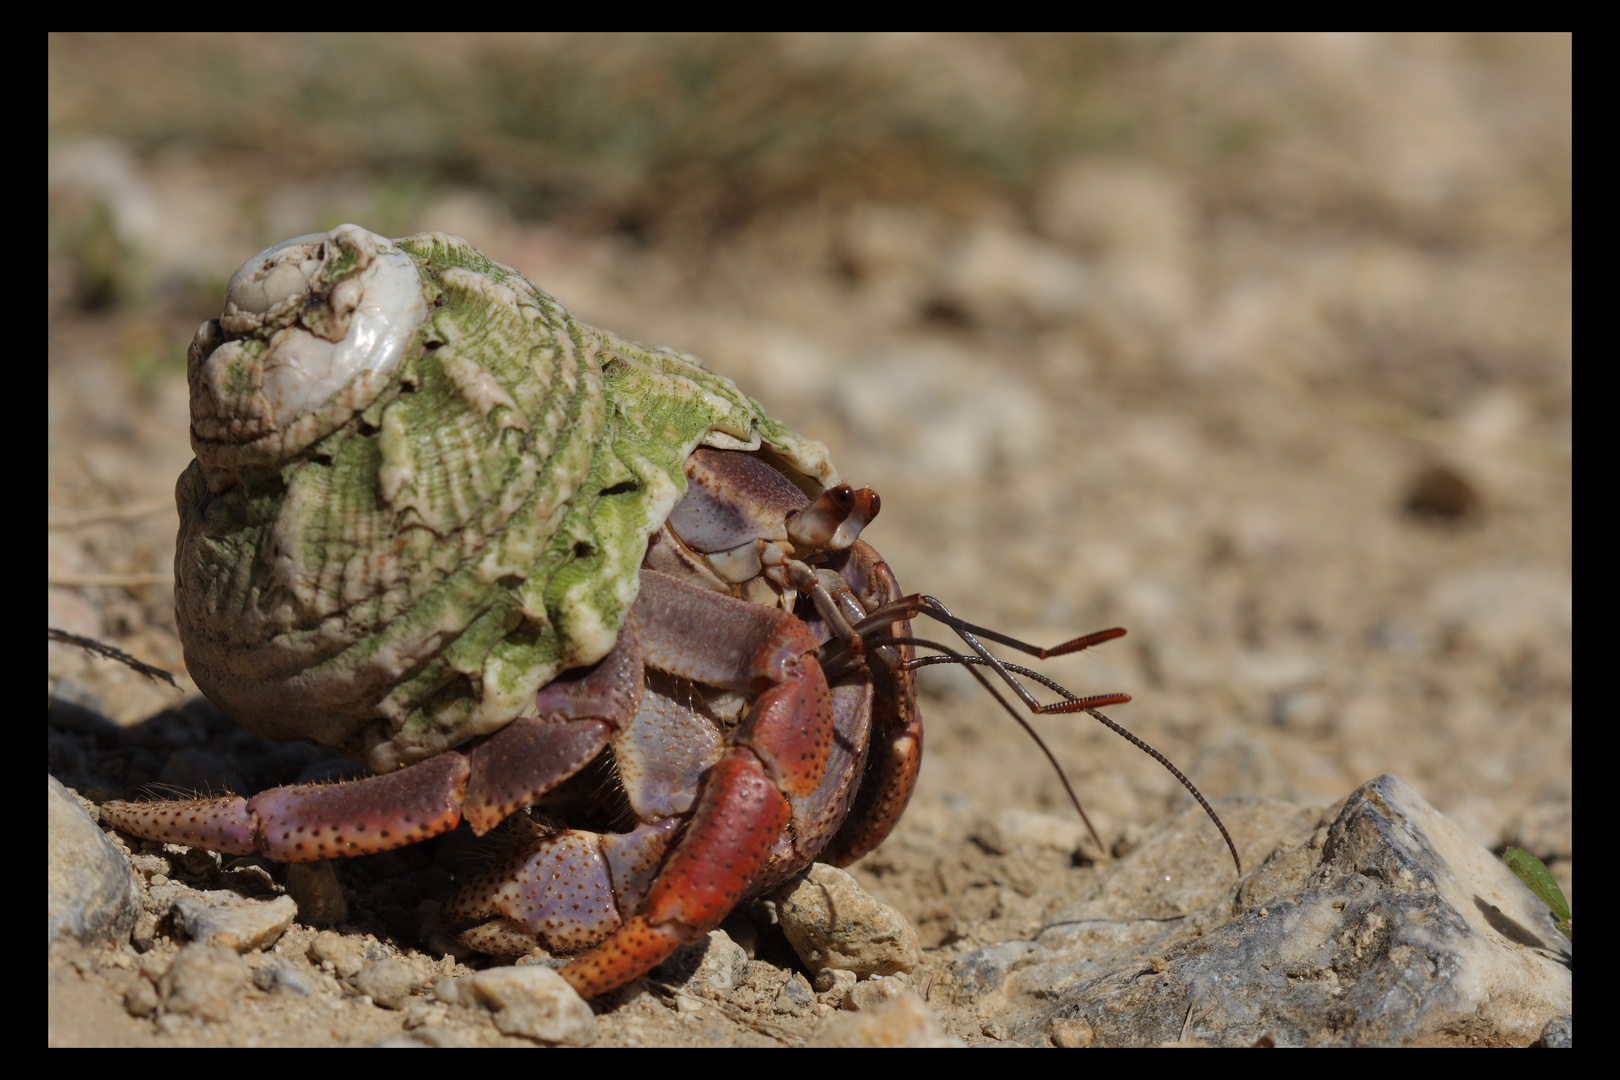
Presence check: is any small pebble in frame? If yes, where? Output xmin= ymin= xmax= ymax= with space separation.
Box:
xmin=139 ymin=952 xmax=170 ymax=982
xmin=129 ymin=854 xmax=172 ymax=879
xmin=1051 ymin=1016 xmax=1094 ymax=1048
xmin=123 ymin=975 xmax=160 ymax=1018
xmin=356 ymin=959 xmax=417 ymax=1010
xmin=656 ymin=930 xmax=749 ymax=996
xmin=371 ymin=1035 xmax=427 ymax=1048
xmin=160 ymin=943 xmax=251 ymax=1022
xmin=172 ymin=893 xmax=296 ymax=952
xmin=434 ymin=966 xmax=597 ymax=1046
xmin=814 ymin=968 xmax=858 ymax=1008
xmin=132 ymin=913 xmax=159 ymax=952
xmin=1538 ymin=1014 xmax=1571 ymax=1049
xmin=310 ymin=930 xmax=366 ymax=978
xmin=775 ymin=864 xmax=920 ymax=977
xmin=252 ymin=965 xmax=317 ymax=997
xmin=808 ymin=990 xmax=952 ymax=1047
xmin=774 ymin=974 xmax=814 ymax=1013
xmin=847 ymin=974 xmax=910 ymax=1011
xmin=403 ymin=1001 xmax=448 ymax=1030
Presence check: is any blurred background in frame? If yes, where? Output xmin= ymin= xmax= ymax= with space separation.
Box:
xmin=49 ymin=34 xmax=1571 ymax=923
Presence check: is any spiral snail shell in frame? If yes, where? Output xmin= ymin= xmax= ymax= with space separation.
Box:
xmin=178 ymin=225 xmax=836 ymax=774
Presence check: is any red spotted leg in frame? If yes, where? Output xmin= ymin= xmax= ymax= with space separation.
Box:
xmin=100 ymin=628 xmax=645 ymax=861
xmin=556 ymin=569 xmax=837 ymax=998
xmin=815 ymin=538 xmax=921 ymax=868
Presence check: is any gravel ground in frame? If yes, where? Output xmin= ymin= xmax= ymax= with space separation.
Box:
xmin=48 ymin=33 xmax=1570 ymax=1046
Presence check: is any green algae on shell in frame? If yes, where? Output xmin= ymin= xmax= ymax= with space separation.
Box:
xmin=177 ymin=225 xmax=837 ymax=773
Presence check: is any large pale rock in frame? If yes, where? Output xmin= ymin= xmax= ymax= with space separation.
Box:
xmin=776 ymin=863 xmax=921 ymax=978
xmin=172 ymin=893 xmax=296 ymax=952
xmin=434 ymin=965 xmax=597 ymax=1046
xmin=1020 ymin=775 xmax=1571 ymax=1046
xmin=47 ymin=775 xmax=139 ymax=946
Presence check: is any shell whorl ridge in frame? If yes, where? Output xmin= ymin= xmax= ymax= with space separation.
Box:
xmin=178 ymin=226 xmax=837 ymax=772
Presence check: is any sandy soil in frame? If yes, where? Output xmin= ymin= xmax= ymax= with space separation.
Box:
xmin=48 ymin=33 xmax=1570 ymax=1046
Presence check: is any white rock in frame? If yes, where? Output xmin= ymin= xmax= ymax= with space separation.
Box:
xmin=434 ymin=966 xmax=597 ymax=1046
xmin=172 ymin=893 xmax=296 ymax=952
xmin=776 ymin=863 xmax=920 ymax=977
xmin=47 ymin=775 xmax=140 ymax=947
xmin=355 ymin=959 xmax=417 ymax=1010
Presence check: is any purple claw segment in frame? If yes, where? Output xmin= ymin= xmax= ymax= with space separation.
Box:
xmin=601 ymin=818 xmax=682 ymax=916
xmin=668 ymin=448 xmax=807 ymax=552
xmin=635 ymin=569 xmax=814 ymax=690
xmin=530 ymin=624 xmax=645 ymax=725
xmin=751 ymin=677 xmax=876 ymax=894
xmin=444 ymin=830 xmax=624 ymax=952
xmin=101 ymin=796 xmax=258 ymax=855
xmin=463 ymin=717 xmax=613 ymax=834
xmin=248 ymin=751 xmax=470 ymax=862
xmin=819 ymin=541 xmax=921 ymax=868
xmin=614 ymin=675 xmax=724 ymax=820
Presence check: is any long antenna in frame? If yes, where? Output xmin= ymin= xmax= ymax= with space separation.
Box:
xmin=893 ymin=635 xmax=1111 ymax=858
xmin=906 ymin=653 xmax=1242 ymax=874
xmin=826 ymin=592 xmax=1242 ymax=875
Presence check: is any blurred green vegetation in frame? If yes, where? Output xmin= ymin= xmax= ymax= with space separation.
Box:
xmin=1504 ymin=847 xmax=1572 ymax=941
xmin=48 ymin=35 xmax=1120 ymax=237
xmin=49 ymin=33 xmax=1572 ymax=421
xmin=48 ymin=34 xmax=1569 ymax=246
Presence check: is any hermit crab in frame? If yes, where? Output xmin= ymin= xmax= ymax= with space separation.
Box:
xmin=103 ymin=225 xmax=1238 ymax=999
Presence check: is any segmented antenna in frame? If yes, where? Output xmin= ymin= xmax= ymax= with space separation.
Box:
xmin=831 ymin=594 xmax=1241 ymax=875
xmin=907 ymin=652 xmax=1241 ymax=874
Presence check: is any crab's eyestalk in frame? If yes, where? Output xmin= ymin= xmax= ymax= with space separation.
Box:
xmin=786 ymin=484 xmax=880 ymax=550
